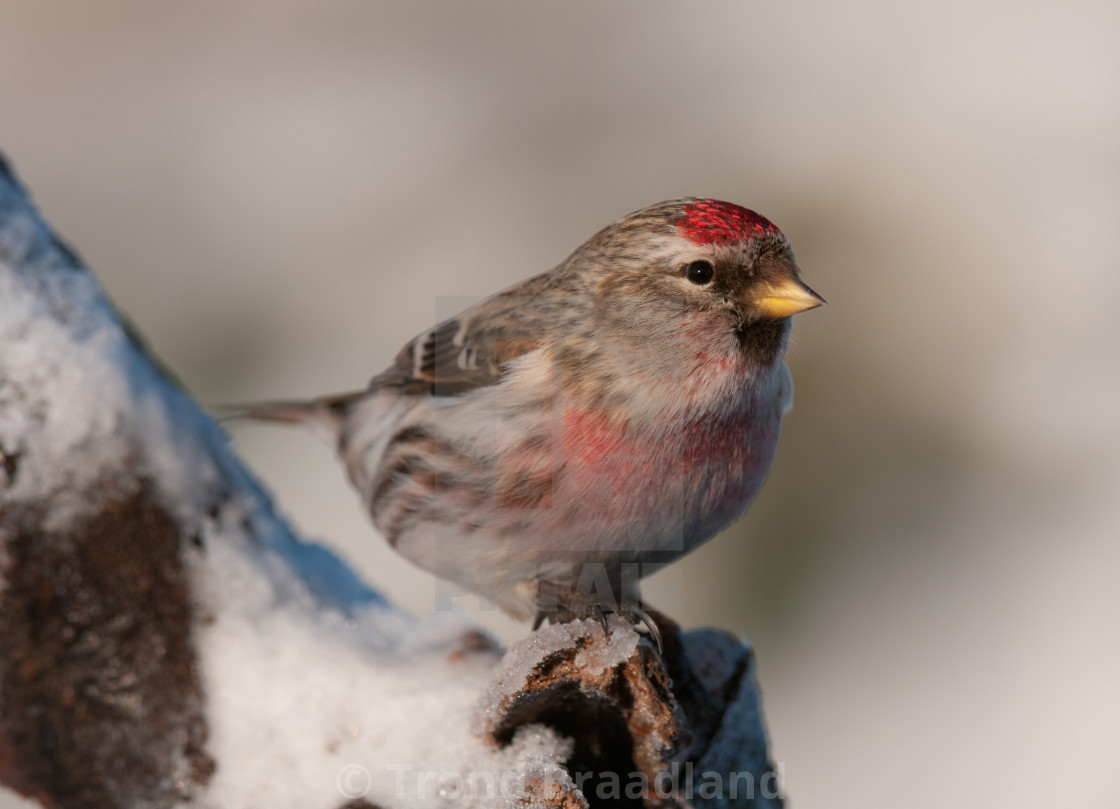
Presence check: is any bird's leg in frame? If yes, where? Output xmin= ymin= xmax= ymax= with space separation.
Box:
xmin=531 ymin=577 xmax=610 ymax=638
xmin=530 ymin=574 xmax=668 ymax=654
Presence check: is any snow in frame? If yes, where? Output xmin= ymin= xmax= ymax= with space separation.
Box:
xmin=575 ymin=617 xmax=641 ymax=675
xmin=0 ymin=231 xmax=135 ymax=531
xmin=194 ymin=539 xmax=581 ymax=808
xmin=1 ymin=160 xmax=577 ymax=807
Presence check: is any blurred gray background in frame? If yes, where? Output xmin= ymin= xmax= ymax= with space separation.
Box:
xmin=2 ymin=1 xmax=1118 ymax=807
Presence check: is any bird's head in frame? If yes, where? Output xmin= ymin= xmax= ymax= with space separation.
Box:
xmin=584 ymin=198 xmax=824 ymax=367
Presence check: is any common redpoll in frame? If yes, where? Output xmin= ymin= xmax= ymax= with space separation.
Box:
xmin=244 ymin=199 xmax=823 ymax=634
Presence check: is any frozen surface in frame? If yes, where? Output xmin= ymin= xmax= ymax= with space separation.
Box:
xmin=197 ymin=534 xmax=574 ymax=808
xmin=477 ymin=616 xmax=641 ymax=725
xmin=574 ymin=618 xmax=641 ymax=676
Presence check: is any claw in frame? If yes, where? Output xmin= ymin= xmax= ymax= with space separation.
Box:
xmin=531 ymin=611 xmax=546 ymax=632
xmin=623 ymin=603 xmax=663 ymax=654
xmin=592 ymin=603 xmax=609 ymax=637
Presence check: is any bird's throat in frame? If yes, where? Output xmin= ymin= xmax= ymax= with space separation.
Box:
xmin=734 ymin=318 xmax=790 ymax=367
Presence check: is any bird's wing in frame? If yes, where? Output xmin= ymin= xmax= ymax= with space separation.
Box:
xmin=372 ymin=271 xmax=585 ymax=398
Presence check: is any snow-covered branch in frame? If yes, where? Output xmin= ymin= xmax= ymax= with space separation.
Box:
xmin=0 ymin=153 xmax=783 ymax=809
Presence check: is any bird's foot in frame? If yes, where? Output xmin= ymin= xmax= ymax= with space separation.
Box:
xmin=617 ymin=600 xmax=664 ymax=654
xmin=532 ymin=592 xmax=664 ymax=654
xmin=531 ymin=602 xmax=608 ymax=633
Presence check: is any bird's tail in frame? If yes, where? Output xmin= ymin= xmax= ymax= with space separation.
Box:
xmin=217 ymin=391 xmax=365 ymax=445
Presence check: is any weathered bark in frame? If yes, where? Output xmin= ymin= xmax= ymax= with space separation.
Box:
xmin=0 ymin=153 xmax=783 ymax=809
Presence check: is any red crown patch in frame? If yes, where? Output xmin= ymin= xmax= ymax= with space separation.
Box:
xmin=677 ymin=199 xmax=781 ymax=246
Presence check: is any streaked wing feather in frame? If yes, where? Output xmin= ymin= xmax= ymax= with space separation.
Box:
xmin=372 ymin=278 xmax=578 ymax=397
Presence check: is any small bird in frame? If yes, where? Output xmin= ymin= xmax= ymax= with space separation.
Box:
xmin=241 ymin=199 xmax=822 ymax=639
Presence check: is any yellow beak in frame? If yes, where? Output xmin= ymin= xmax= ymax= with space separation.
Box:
xmin=753 ymin=277 xmax=826 ymax=319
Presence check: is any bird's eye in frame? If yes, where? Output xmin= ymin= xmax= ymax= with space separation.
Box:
xmin=685 ymin=260 xmax=715 ymax=285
